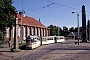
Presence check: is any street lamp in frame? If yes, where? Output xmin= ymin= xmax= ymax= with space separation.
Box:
xmin=72 ymin=12 xmax=80 ymax=45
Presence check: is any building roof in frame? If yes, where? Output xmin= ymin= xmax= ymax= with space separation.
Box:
xmin=67 ymin=32 xmax=82 ymax=37
xmin=67 ymin=32 xmax=75 ymax=37
xmin=17 ymin=14 xmax=47 ymax=28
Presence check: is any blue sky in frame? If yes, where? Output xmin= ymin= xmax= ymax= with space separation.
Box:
xmin=12 ymin=0 xmax=90 ymax=28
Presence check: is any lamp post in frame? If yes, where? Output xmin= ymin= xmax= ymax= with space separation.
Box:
xmin=12 ymin=17 xmax=20 ymax=51
xmin=14 ymin=18 xmax=19 ymax=49
xmin=72 ymin=12 xmax=80 ymax=45
xmin=58 ymin=26 xmax=59 ymax=36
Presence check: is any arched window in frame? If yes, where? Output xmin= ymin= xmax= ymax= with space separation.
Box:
xmin=42 ymin=29 xmax=43 ymax=36
xmin=18 ymin=26 xmax=21 ymax=37
xmin=44 ymin=29 xmax=46 ymax=36
xmin=24 ymin=27 xmax=26 ymax=40
xmin=35 ymin=28 xmax=37 ymax=35
xmin=28 ymin=27 xmax=30 ymax=36
xmin=6 ymin=27 xmax=10 ymax=38
xmin=38 ymin=28 xmax=40 ymax=36
xmin=13 ymin=27 xmax=15 ymax=38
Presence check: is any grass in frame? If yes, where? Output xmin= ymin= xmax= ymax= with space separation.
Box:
xmin=19 ymin=42 xmax=26 ymax=46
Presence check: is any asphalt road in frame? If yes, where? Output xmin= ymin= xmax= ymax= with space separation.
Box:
xmin=1 ymin=39 xmax=90 ymax=60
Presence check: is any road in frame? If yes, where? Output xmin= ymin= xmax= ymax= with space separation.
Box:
xmin=0 ymin=39 xmax=90 ymax=60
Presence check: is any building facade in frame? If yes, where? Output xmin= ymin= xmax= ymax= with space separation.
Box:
xmin=4 ymin=13 xmax=50 ymax=41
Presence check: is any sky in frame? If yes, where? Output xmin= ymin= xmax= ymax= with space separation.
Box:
xmin=12 ymin=0 xmax=90 ymax=28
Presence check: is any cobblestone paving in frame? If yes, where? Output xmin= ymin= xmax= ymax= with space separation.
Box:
xmin=0 ymin=40 xmax=90 ymax=60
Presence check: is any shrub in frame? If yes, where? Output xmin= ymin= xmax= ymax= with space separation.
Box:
xmin=0 ymin=30 xmax=4 ymax=45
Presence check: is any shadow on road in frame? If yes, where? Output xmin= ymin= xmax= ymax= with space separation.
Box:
xmin=48 ymin=46 xmax=90 ymax=50
xmin=0 ymin=50 xmax=11 ymax=52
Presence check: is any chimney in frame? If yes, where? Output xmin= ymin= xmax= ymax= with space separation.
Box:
xmin=19 ymin=10 xmax=26 ymax=17
xmin=39 ymin=19 xmax=41 ymax=23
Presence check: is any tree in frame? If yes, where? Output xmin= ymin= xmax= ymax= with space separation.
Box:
xmin=0 ymin=0 xmax=17 ymax=43
xmin=48 ymin=25 xmax=54 ymax=36
xmin=79 ymin=27 xmax=82 ymax=32
xmin=48 ymin=25 xmax=57 ymax=36
xmin=69 ymin=27 xmax=75 ymax=32
xmin=48 ymin=25 xmax=62 ymax=36
xmin=59 ymin=27 xmax=63 ymax=36
xmin=74 ymin=27 xmax=82 ymax=32
xmin=48 ymin=25 xmax=84 ymax=36
xmin=75 ymin=27 xmax=78 ymax=32
xmin=62 ymin=26 xmax=69 ymax=36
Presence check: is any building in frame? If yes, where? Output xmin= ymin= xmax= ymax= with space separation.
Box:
xmin=67 ymin=32 xmax=82 ymax=39
xmin=4 ymin=11 xmax=50 ymax=41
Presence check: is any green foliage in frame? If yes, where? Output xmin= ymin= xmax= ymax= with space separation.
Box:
xmin=0 ymin=30 xmax=4 ymax=45
xmin=19 ymin=42 xmax=26 ymax=46
xmin=69 ymin=27 xmax=75 ymax=32
xmin=48 ymin=25 xmax=83 ymax=36
xmin=0 ymin=0 xmax=17 ymax=42
xmin=61 ymin=26 xmax=69 ymax=36
xmin=48 ymin=25 xmax=63 ymax=36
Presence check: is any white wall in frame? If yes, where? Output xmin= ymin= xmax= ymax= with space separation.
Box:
xmin=28 ymin=27 xmax=30 ymax=36
xmin=13 ymin=27 xmax=15 ymax=38
xmin=24 ymin=27 xmax=26 ymax=40
xmin=6 ymin=27 xmax=10 ymax=38
xmin=18 ymin=26 xmax=21 ymax=38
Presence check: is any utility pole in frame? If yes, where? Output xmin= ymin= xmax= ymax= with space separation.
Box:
xmin=77 ymin=13 xmax=80 ymax=45
xmin=82 ymin=5 xmax=87 ymax=42
xmin=14 ymin=18 xmax=18 ymax=49
xmin=58 ymin=27 xmax=59 ymax=36
xmin=72 ymin=12 xmax=80 ymax=45
xmin=12 ymin=18 xmax=20 ymax=51
xmin=88 ymin=20 xmax=90 ymax=41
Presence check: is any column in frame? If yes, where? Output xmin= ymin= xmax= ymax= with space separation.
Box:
xmin=22 ymin=26 xmax=24 ymax=40
xmin=26 ymin=26 xmax=28 ymax=37
xmin=45 ymin=29 xmax=47 ymax=36
xmin=30 ymin=27 xmax=32 ymax=35
xmin=48 ymin=29 xmax=50 ymax=36
xmin=38 ymin=28 xmax=40 ymax=36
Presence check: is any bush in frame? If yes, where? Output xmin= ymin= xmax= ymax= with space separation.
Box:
xmin=0 ymin=30 xmax=4 ymax=45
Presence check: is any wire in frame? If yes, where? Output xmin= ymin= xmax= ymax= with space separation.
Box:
xmin=47 ymin=0 xmax=90 ymax=14
xmin=25 ymin=2 xmax=55 ymax=12
xmin=18 ymin=0 xmax=90 ymax=14
xmin=37 ymin=3 xmax=55 ymax=9
xmin=47 ymin=0 xmax=80 ymax=10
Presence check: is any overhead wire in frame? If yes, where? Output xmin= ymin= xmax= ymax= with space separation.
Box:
xmin=47 ymin=0 xmax=80 ymax=10
xmin=25 ymin=2 xmax=55 ymax=12
xmin=47 ymin=0 xmax=90 ymax=14
xmin=20 ymin=0 xmax=90 ymax=14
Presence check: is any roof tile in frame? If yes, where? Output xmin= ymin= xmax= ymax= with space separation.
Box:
xmin=17 ymin=14 xmax=47 ymax=28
